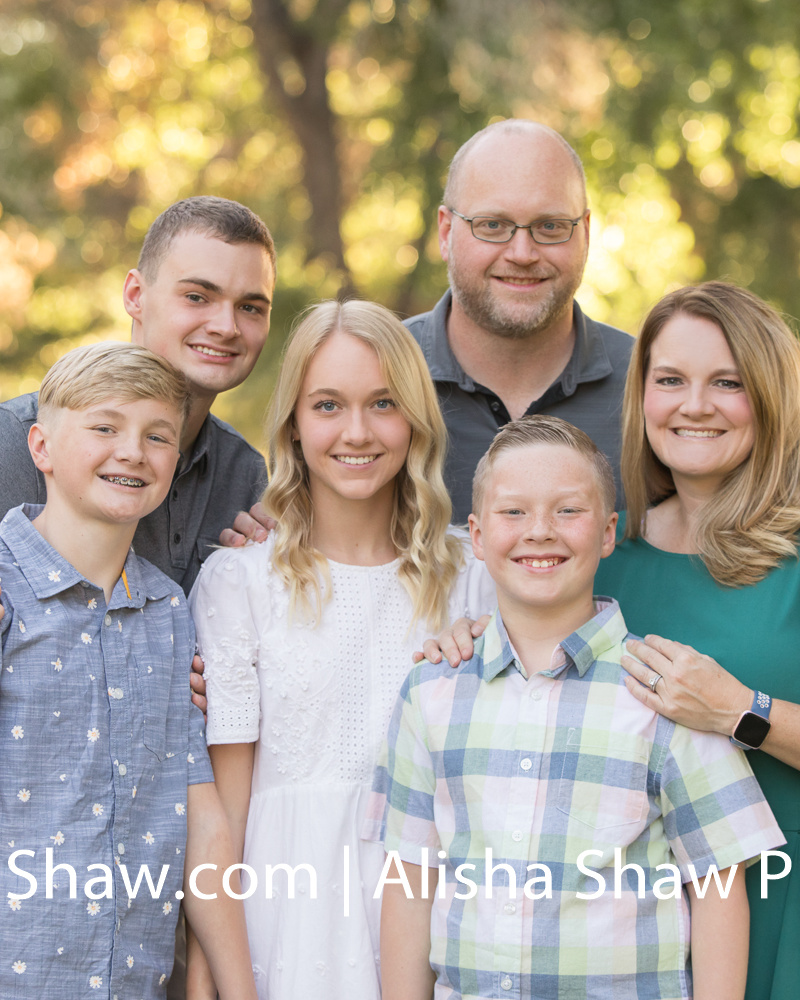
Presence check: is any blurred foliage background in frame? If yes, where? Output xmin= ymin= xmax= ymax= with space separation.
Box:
xmin=1 ymin=0 xmax=799 ymax=446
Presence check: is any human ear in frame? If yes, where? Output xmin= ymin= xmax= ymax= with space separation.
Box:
xmin=123 ymin=269 xmax=146 ymax=327
xmin=437 ymin=205 xmax=453 ymax=262
xmin=468 ymin=512 xmax=485 ymax=562
xmin=599 ymin=510 xmax=618 ymax=559
xmin=28 ymin=423 xmax=54 ymax=475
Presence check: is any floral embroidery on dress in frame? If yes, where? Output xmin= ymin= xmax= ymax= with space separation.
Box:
xmin=17 ymin=789 xmax=30 ymax=803
xmin=142 ymin=832 xmax=155 ymax=845
xmin=87 ymin=598 xmax=97 ymax=610
xmin=162 ymin=901 xmax=172 ymax=916
xmin=86 ymin=901 xmax=101 ymax=916
xmin=92 ymin=804 xmax=103 ymax=817
xmin=11 ymin=725 xmax=23 ymax=740
xmin=48 ymin=570 xmax=61 ymax=582
xmin=89 ymin=974 xmax=103 ymax=988
xmin=87 ymin=728 xmax=100 ymax=743
xmin=8 ymin=899 xmax=21 ymax=911
xmin=170 ymin=596 xmax=180 ymax=607
xmin=52 ymin=658 xmax=63 ymax=671
xmin=18 ymin=620 xmax=25 ymax=633
xmin=126 ymin=955 xmax=134 ymax=968
xmin=80 ymin=633 xmax=92 ymax=645
xmin=50 ymin=831 xmax=65 ymax=846
xmin=12 ymin=961 xmax=26 ymax=974
xmin=174 ymin=803 xmax=185 ymax=816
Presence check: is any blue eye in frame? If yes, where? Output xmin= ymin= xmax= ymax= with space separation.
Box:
xmin=375 ymin=399 xmax=396 ymax=410
xmin=314 ymin=400 xmax=338 ymax=412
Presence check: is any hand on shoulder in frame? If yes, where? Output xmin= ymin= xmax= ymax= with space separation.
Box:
xmin=218 ymin=501 xmax=276 ymax=547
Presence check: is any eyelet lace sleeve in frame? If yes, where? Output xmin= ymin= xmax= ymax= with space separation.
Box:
xmin=188 ymin=544 xmax=268 ymax=745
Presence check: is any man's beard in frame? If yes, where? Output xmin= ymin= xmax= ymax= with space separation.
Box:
xmin=447 ymin=259 xmax=581 ymax=340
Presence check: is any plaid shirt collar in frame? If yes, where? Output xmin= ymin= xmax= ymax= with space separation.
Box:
xmin=481 ymin=597 xmax=628 ymax=683
xmin=0 ymin=504 xmax=171 ymax=608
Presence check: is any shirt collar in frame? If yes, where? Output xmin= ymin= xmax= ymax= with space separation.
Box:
xmin=480 ymin=597 xmax=628 ymax=682
xmin=418 ymin=292 xmax=614 ymax=397
xmin=178 ymin=413 xmax=213 ymax=476
xmin=0 ymin=504 xmax=172 ymax=609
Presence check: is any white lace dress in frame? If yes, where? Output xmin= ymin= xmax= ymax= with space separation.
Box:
xmin=188 ymin=533 xmax=495 ymax=1000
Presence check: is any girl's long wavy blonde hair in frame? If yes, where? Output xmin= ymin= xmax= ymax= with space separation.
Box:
xmin=263 ymin=299 xmax=464 ymax=626
xmin=622 ymin=280 xmax=800 ymax=587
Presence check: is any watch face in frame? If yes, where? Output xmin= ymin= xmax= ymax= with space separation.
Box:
xmin=733 ymin=712 xmax=771 ymax=748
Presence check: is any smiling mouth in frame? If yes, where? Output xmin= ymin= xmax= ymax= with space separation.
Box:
xmin=495 ymin=275 xmax=547 ymax=286
xmin=334 ymin=455 xmax=378 ymax=466
xmin=191 ymin=345 xmax=235 ymax=358
xmin=673 ymin=429 xmax=724 ymax=438
xmin=101 ymin=476 xmax=145 ymax=487
xmin=515 ymin=556 xmax=565 ymax=568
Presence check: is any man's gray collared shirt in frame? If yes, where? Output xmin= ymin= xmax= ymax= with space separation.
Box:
xmin=404 ymin=291 xmax=633 ymax=522
xmin=0 ymin=394 xmax=267 ymax=592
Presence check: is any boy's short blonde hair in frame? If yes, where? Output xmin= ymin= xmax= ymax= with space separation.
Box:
xmin=38 ymin=342 xmax=191 ymax=424
xmin=472 ymin=415 xmax=616 ymax=516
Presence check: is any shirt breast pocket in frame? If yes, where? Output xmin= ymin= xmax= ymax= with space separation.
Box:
xmin=556 ymin=727 xmax=650 ymax=837
xmin=134 ymin=653 xmax=190 ymax=762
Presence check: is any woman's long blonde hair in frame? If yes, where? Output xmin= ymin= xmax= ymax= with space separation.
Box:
xmin=263 ymin=299 xmax=463 ymax=626
xmin=622 ymin=280 xmax=800 ymax=586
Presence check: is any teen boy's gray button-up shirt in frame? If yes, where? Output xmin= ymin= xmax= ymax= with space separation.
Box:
xmin=0 ymin=504 xmax=214 ymax=999
xmin=405 ymin=292 xmax=633 ymax=522
xmin=0 ymin=393 xmax=267 ymax=592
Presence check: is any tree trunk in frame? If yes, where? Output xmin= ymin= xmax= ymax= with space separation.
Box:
xmin=249 ymin=0 xmax=356 ymax=297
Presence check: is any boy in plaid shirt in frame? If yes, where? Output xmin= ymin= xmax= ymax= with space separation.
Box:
xmin=367 ymin=416 xmax=783 ymax=1000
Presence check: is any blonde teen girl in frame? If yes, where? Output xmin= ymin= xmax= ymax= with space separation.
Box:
xmin=186 ymin=300 xmax=495 ymax=999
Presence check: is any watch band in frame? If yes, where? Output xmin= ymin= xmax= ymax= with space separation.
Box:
xmin=730 ymin=690 xmax=772 ymax=750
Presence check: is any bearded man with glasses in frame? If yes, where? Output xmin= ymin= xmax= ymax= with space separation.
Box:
xmin=404 ymin=120 xmax=633 ymax=521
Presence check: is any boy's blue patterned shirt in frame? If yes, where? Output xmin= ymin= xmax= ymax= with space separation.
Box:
xmin=0 ymin=505 xmax=213 ymax=999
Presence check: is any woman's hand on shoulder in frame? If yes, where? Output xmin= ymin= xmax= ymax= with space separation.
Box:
xmin=621 ymin=634 xmax=751 ymax=735
xmin=412 ymin=615 xmax=491 ymax=668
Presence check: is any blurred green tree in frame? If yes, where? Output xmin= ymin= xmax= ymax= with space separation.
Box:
xmin=0 ymin=0 xmax=797 ymax=445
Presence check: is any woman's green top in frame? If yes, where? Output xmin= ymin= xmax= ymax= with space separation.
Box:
xmin=596 ymin=513 xmax=800 ymax=1000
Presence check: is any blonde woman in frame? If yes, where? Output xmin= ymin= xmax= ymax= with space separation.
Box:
xmin=186 ymin=300 xmax=495 ymax=999
xmin=596 ymin=281 xmax=800 ymax=1000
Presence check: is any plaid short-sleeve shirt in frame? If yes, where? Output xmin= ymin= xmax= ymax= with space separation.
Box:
xmin=365 ymin=600 xmax=785 ymax=1000
xmin=0 ymin=505 xmax=214 ymax=999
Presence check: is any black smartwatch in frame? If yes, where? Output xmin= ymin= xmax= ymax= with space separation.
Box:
xmin=730 ymin=690 xmax=772 ymax=750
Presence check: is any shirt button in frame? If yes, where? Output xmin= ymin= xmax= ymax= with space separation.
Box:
xmin=117 ymin=843 xmax=125 ymax=854
xmin=504 ymin=902 xmax=516 ymax=915
xmin=490 ymin=401 xmax=501 ymax=412
xmin=118 ymin=764 xmax=127 ymax=776
xmin=511 ymin=830 xmax=523 ymax=842
xmin=173 ymin=532 xmax=181 ymax=544
xmin=80 ymin=581 xmax=89 ymax=588
xmin=501 ymin=976 xmax=513 ymax=991
xmin=520 ymin=758 xmax=532 ymax=771
xmin=172 ymin=490 xmax=178 ymax=500
xmin=530 ymin=689 xmax=542 ymax=701
xmin=104 ymin=614 xmax=112 ymax=626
